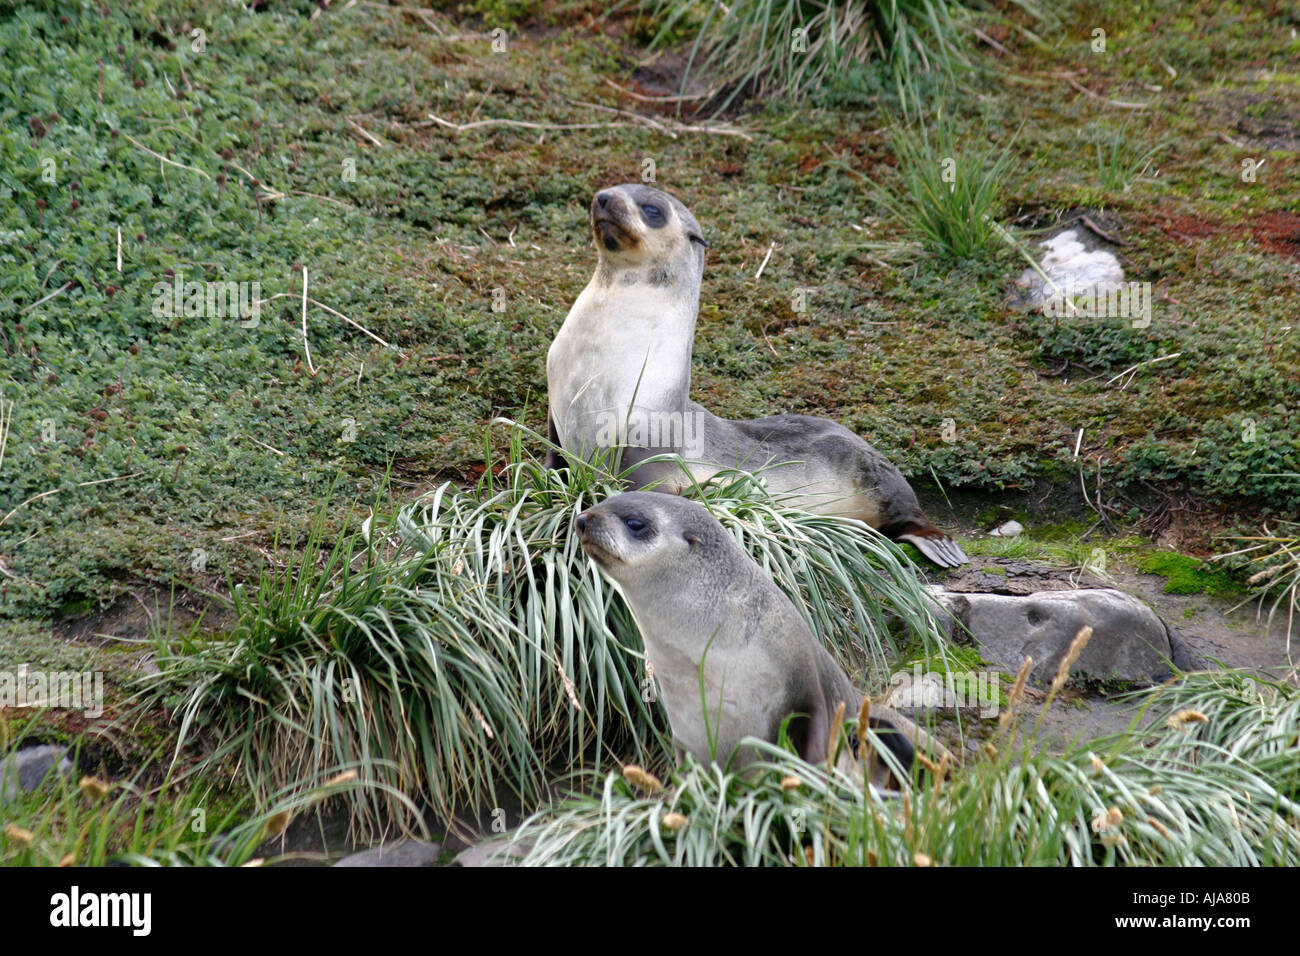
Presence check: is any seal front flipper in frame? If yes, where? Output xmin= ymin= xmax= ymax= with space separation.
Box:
xmin=543 ymin=411 xmax=569 ymax=471
xmin=615 ymin=443 xmax=690 ymax=493
xmin=869 ymin=702 xmax=956 ymax=773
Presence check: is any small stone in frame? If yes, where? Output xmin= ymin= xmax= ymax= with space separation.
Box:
xmin=989 ymin=520 xmax=1024 ymax=537
xmin=0 ymin=745 xmax=74 ymax=804
xmin=334 ymin=839 xmax=441 ymax=867
xmin=885 ymin=668 xmax=994 ymax=718
xmin=453 ymin=840 xmax=531 ymax=867
xmin=1013 ymin=227 xmax=1126 ymax=311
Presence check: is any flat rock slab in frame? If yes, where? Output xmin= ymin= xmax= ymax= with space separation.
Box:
xmin=453 ymin=840 xmax=531 ymax=867
xmin=938 ymin=560 xmax=1108 ymax=596
xmin=926 ymin=578 xmax=1176 ymax=685
xmin=334 ymin=839 xmax=442 ymax=867
xmin=0 ymin=745 xmax=73 ymax=804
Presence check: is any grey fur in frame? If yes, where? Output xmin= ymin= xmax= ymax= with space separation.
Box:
xmin=547 ymin=184 xmax=968 ymax=568
xmin=576 ymin=492 xmax=941 ymax=779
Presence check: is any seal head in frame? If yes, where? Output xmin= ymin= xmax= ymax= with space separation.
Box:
xmin=589 ymin=184 xmax=708 ymax=287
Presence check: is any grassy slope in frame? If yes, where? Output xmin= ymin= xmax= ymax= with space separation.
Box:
xmin=1 ymin=0 xmax=1297 ymax=634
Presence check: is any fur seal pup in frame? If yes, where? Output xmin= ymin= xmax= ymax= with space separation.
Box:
xmin=576 ymin=491 xmax=949 ymax=780
xmin=546 ymin=183 xmax=968 ymax=568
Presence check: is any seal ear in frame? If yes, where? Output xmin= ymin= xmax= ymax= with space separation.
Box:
xmin=683 ymin=531 xmax=701 ymax=547
xmin=688 ymin=233 xmax=709 ymax=248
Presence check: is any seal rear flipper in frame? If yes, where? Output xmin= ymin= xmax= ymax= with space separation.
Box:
xmin=865 ymin=714 xmax=916 ymax=775
xmin=871 ymin=703 xmax=957 ymax=773
xmin=886 ymin=520 xmax=970 ymax=568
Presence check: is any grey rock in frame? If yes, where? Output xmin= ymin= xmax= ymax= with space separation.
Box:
xmin=1166 ymin=627 xmax=1207 ymax=672
xmin=926 ymin=585 xmax=1174 ymax=685
xmin=0 ymin=745 xmax=73 ymax=804
xmin=334 ymin=838 xmax=442 ymax=867
xmin=939 ymin=560 xmax=1104 ymax=596
xmin=453 ymin=840 xmax=531 ymax=867
xmin=989 ymin=520 xmax=1024 ymax=537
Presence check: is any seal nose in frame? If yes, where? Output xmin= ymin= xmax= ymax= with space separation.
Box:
xmin=575 ymin=513 xmax=588 ymax=534
xmin=594 ymin=190 xmax=613 ymax=211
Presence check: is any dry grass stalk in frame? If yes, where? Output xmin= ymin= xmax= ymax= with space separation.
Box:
xmin=1034 ymin=626 xmax=1094 ymax=737
xmin=1166 ymin=708 xmax=1209 ymax=730
xmin=826 ymin=700 xmax=846 ymax=771
xmin=622 ymin=765 xmax=663 ymax=795
xmin=998 ymin=655 xmax=1034 ymax=732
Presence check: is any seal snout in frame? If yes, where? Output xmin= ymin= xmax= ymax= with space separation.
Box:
xmin=590 ymin=188 xmax=622 ymax=224
xmin=590 ymin=189 xmax=637 ymax=253
xmin=575 ymin=507 xmax=620 ymax=566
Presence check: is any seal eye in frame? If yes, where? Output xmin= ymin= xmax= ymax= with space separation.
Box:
xmin=624 ymin=517 xmax=647 ymax=535
xmin=641 ymin=203 xmax=665 ymax=226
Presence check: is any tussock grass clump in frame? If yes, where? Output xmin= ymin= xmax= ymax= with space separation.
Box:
xmin=1216 ymin=518 xmax=1300 ymax=649
xmin=878 ymin=114 xmax=1016 ymax=263
xmin=144 ymin=424 xmax=948 ymax=834
xmin=643 ymin=0 xmax=968 ymax=110
xmin=507 ymin=671 xmax=1300 ymax=866
xmin=1090 ymin=120 xmax=1168 ymax=193
xmin=1147 ymin=670 xmax=1300 ymax=775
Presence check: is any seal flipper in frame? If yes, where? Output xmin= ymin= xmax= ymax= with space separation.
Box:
xmin=884 ymin=519 xmax=970 ymax=568
xmin=617 ymin=443 xmax=690 ymax=493
xmin=865 ymin=714 xmax=916 ymax=774
xmin=544 ymin=412 xmax=569 ymax=471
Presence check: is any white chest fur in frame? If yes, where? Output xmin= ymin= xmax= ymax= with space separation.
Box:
xmin=547 ymin=278 xmax=696 ymax=458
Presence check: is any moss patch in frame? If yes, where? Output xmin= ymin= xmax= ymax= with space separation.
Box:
xmin=1135 ymin=551 xmax=1241 ymax=597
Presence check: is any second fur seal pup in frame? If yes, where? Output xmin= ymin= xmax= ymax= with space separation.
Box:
xmin=576 ymin=491 xmax=951 ymax=780
xmin=547 ymin=183 xmax=968 ymax=567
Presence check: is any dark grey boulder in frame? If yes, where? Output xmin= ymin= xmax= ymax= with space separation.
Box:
xmin=926 ymin=583 xmax=1175 ymax=685
xmin=0 ymin=745 xmax=73 ymax=804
